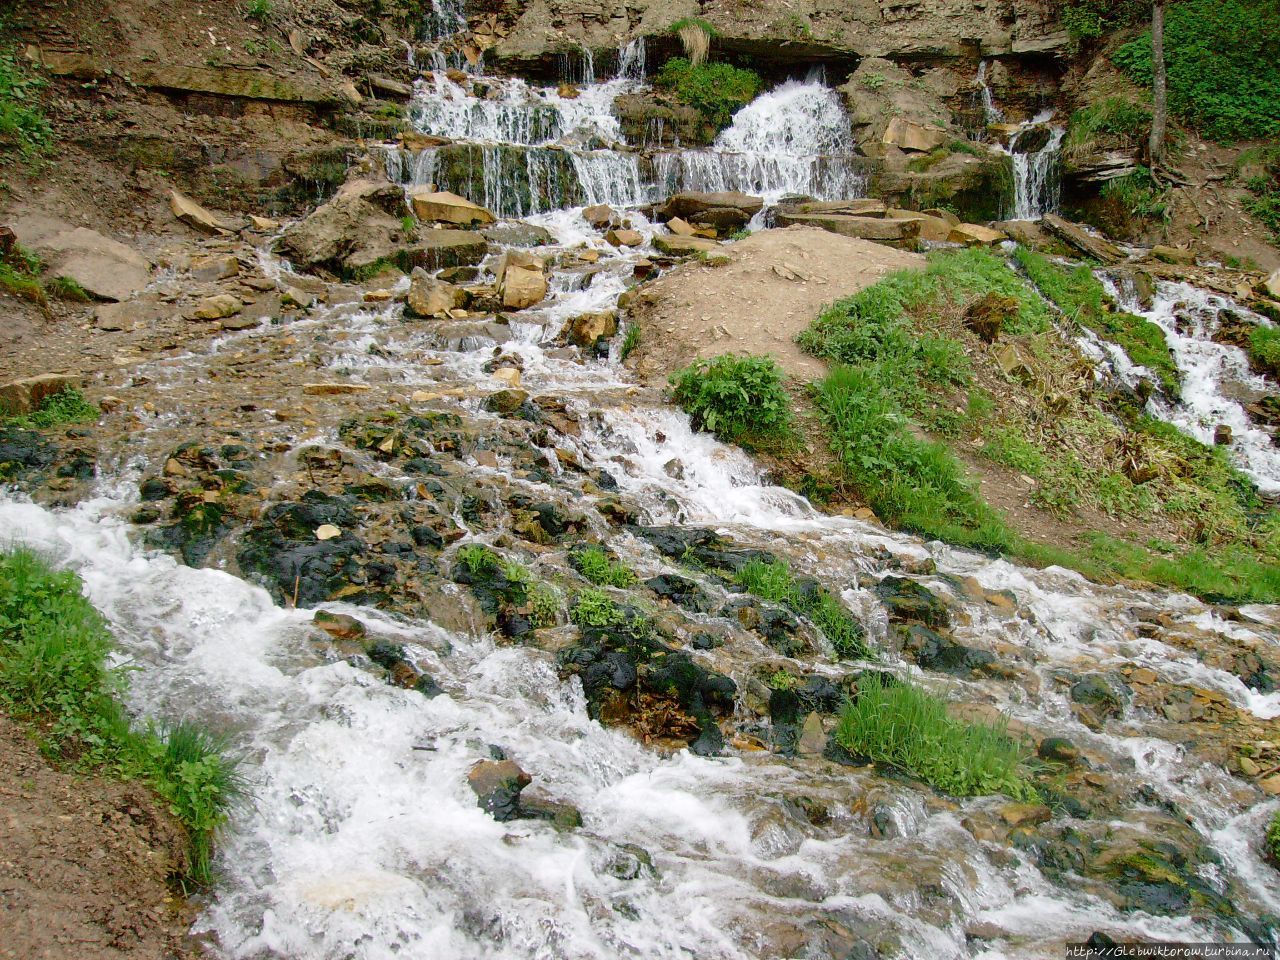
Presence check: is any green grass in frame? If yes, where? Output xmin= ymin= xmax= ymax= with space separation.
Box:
xmin=620 ymin=324 xmax=640 ymax=361
xmin=835 ymin=673 xmax=1036 ymax=800
xmin=1013 ymin=246 xmax=1178 ymax=391
xmin=244 ymin=0 xmax=273 ymax=20
xmin=0 ymin=548 xmax=246 ymax=884
xmin=668 ymin=16 xmax=718 ymax=38
xmin=670 ymin=353 xmax=794 ymax=451
xmin=528 ymin=584 xmax=561 ymax=628
xmin=4 ymin=387 xmax=99 ymax=427
xmin=0 ymin=48 xmax=51 ymax=159
xmin=1113 ymin=0 xmax=1280 ymax=142
xmin=0 ymin=241 xmax=47 ymax=306
xmin=1249 ymin=325 xmax=1280 ymax=378
xmin=1267 ymin=809 xmax=1280 ymax=866
xmin=654 ymin=58 xmax=760 ymax=129
xmin=47 ymin=276 xmax=91 ymax=302
xmin=1065 ymin=98 xmax=1152 ymax=158
xmin=736 ymin=559 xmax=873 ymax=661
xmin=814 ymin=365 xmax=1015 ymax=553
xmin=573 ymin=546 xmax=638 ymax=588
xmin=456 ymin=543 xmax=499 ymax=575
xmin=1099 ymin=167 xmax=1171 ymax=223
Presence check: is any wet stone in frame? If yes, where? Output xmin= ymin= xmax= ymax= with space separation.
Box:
xmin=874 ymin=576 xmax=952 ymax=628
xmin=466 ymin=759 xmax=531 ymax=822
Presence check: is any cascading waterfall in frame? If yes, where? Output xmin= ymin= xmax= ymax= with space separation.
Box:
xmin=976 ymin=59 xmax=1003 ymax=126
xmin=653 ymin=79 xmax=867 ymax=201
xmin=1009 ymin=115 xmax=1066 ymax=221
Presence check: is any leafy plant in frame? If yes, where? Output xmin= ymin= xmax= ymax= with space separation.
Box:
xmin=570 ymin=588 xmax=625 ymax=628
xmin=654 ymin=58 xmax=760 ymax=128
xmin=835 ymin=673 xmax=1036 ymax=800
xmin=1113 ymin=0 xmax=1280 ymax=142
xmin=528 ymin=584 xmax=561 ymax=628
xmin=1267 ymin=809 xmax=1280 ymax=866
xmin=0 ymin=48 xmax=51 ymax=159
xmin=457 ymin=544 xmax=499 ymax=575
xmin=244 ymin=0 xmax=273 ymax=20
xmin=1065 ymin=98 xmax=1152 ymax=159
xmin=5 ymin=387 xmax=99 ymax=427
xmin=1240 ymin=145 xmax=1280 ymax=238
xmin=767 ymin=669 xmax=798 ymax=691
xmin=572 ymin=545 xmax=638 ymax=588
xmin=1100 ymin=167 xmax=1171 ymax=223
xmin=670 ymin=353 xmax=794 ymax=450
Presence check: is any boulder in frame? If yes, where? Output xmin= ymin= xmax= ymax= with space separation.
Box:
xmin=606 ymin=228 xmax=643 ymax=247
xmin=405 ymin=267 xmax=462 ymax=318
xmin=277 ymin=179 xmax=412 ymax=276
xmin=922 ymin=207 xmax=961 ymax=226
xmin=94 ymin=300 xmax=169 ymax=332
xmin=947 ymin=223 xmax=1006 ymax=247
xmin=466 ymin=759 xmax=531 ymax=822
xmin=408 ymin=188 xmax=495 ymax=226
xmin=882 ymin=117 xmax=947 ymax=153
xmin=496 ymin=252 xmax=547 ymax=309
xmin=774 ymin=212 xmax=920 ymax=245
xmin=11 ymin=215 xmax=152 ymax=302
xmin=993 ymin=219 xmax=1055 ymax=250
xmin=169 ymin=189 xmax=231 ymax=235
xmin=1150 ymin=244 xmax=1195 ymax=266
xmin=191 ymin=294 xmax=243 ymax=320
xmin=997 ymin=342 xmax=1037 ymax=382
xmin=0 ymin=374 xmax=79 ymax=416
xmin=666 ymin=217 xmax=696 ymax=236
xmin=582 ymin=204 xmax=616 ymax=229
xmin=480 ymin=222 xmax=553 ymax=247
xmin=659 ymin=191 xmax=762 ymax=230
xmin=1042 ymin=214 xmax=1123 ymax=265
xmin=190 ymin=254 xmax=239 ymax=282
xmin=885 ymin=209 xmax=953 ymax=242
xmin=653 ymin=235 xmax=720 ymax=256
xmin=564 ymin=310 xmax=618 ymax=347
xmin=417 ymin=230 xmax=489 ymax=271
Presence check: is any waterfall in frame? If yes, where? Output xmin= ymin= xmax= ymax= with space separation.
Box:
xmin=1009 ymin=119 xmax=1066 ymax=221
xmin=424 ymin=0 xmax=466 ymax=43
xmin=653 ymin=79 xmax=866 ymax=201
xmin=615 ymin=38 xmax=646 ymax=82
xmin=976 ymin=59 xmax=1003 ymax=126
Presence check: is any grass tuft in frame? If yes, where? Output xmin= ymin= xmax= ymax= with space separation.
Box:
xmin=737 ymin=558 xmax=873 ymax=660
xmin=573 ymin=545 xmax=638 ymax=588
xmin=835 ymin=673 xmax=1036 ymax=800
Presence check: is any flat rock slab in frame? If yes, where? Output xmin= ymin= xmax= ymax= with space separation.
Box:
xmin=12 ymin=215 xmax=152 ymax=302
xmin=773 ymin=212 xmax=920 ymax=244
xmin=0 ymin=374 xmax=79 ymax=415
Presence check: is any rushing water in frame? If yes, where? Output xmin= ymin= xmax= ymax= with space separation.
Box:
xmin=976 ymin=62 xmax=1063 ymax=221
xmin=2 ymin=20 xmax=1280 ymax=960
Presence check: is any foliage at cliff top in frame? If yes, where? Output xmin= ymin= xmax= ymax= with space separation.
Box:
xmin=1112 ymin=0 xmax=1280 ymax=142
xmin=654 ymin=58 xmax=761 ymax=129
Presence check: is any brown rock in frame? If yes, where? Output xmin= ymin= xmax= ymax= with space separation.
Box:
xmin=998 ymin=803 xmax=1051 ymax=827
xmin=948 ymin=223 xmax=1006 ymax=247
xmin=606 ymin=228 xmax=643 ymax=247
xmin=499 ymin=264 xmax=548 ymax=309
xmin=313 ymin=610 xmax=366 ymax=640
xmin=1151 ymin=244 xmax=1195 ymax=266
xmin=191 ymin=294 xmax=243 ymax=320
xmin=667 ymin=217 xmax=697 ymax=236
xmin=406 ymin=267 xmax=462 ymax=318
xmin=1042 ymin=214 xmax=1124 ymax=265
xmin=653 ymin=235 xmax=721 ymax=256
xmin=564 ymin=310 xmax=618 ymax=347
xmin=169 ymin=189 xmax=232 ymax=235
xmin=190 ymin=254 xmax=239 ymax=282
xmin=775 ymin=212 xmax=920 ymax=245
xmin=466 ymin=759 xmax=531 ymax=822
xmin=797 ymin=712 xmax=826 ymax=756
xmin=882 ymin=117 xmax=947 ymax=153
xmin=1261 ymin=269 xmax=1280 ymax=300
xmin=582 ymin=204 xmax=616 ymax=229
xmin=408 ymin=188 xmax=495 ymax=226
xmin=302 ymin=383 xmax=372 ymax=396
xmin=0 ymin=374 xmax=79 ymax=415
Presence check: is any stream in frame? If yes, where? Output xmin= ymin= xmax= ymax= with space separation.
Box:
xmin=2 ymin=22 xmax=1280 ymax=960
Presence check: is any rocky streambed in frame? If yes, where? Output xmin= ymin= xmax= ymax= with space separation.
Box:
xmin=3 ymin=26 xmax=1280 ymax=960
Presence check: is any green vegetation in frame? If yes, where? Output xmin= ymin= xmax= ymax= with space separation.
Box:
xmin=1267 ymin=809 xmax=1280 ymax=866
xmin=244 ymin=0 xmax=273 ymax=20
xmin=4 ymin=386 xmax=99 ymax=427
xmin=570 ymin=588 xmax=626 ymax=628
xmin=528 ymin=584 xmax=561 ymax=628
xmin=1113 ymin=0 xmax=1280 ymax=142
xmin=736 ymin=559 xmax=874 ymax=660
xmin=456 ymin=543 xmax=499 ymax=575
xmin=1060 ymin=0 xmax=1146 ymax=43
xmin=1013 ymin=246 xmax=1178 ymax=390
xmin=0 ymin=47 xmax=51 ymax=159
xmin=572 ymin=545 xmax=638 ymax=588
xmin=795 ymin=247 xmax=1280 ymax=603
xmin=0 ymin=240 xmax=47 ymax=305
xmin=1239 ymin=145 xmax=1280 ymax=238
xmin=1249 ymin=325 xmax=1280 ymax=378
xmin=47 ymin=275 xmax=91 ymax=302
xmin=767 ymin=669 xmax=798 ymax=691
xmin=667 ymin=17 xmax=717 ymax=38
xmin=835 ymin=673 xmax=1035 ymax=799
xmin=1099 ymin=167 xmax=1171 ymax=223
xmin=670 ymin=353 xmax=794 ymax=451
xmin=0 ymin=548 xmax=246 ymax=884
xmin=620 ymin=324 xmax=640 ymax=361
xmin=654 ymin=58 xmax=761 ymax=128
xmin=1065 ymin=98 xmax=1152 ymax=158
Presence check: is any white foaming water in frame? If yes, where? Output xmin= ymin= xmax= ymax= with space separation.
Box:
xmin=653 ymin=80 xmax=865 ymax=202
xmin=976 ymin=60 xmax=1003 ymax=126
xmin=1120 ymin=281 xmax=1280 ymax=492
xmin=1007 ymin=112 xmax=1065 ymax=221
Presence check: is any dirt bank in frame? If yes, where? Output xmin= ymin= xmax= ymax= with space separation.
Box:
xmin=0 ymin=715 xmax=198 ymax=960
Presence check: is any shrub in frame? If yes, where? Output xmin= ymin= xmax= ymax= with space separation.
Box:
xmin=0 ymin=48 xmax=51 ymax=159
xmin=670 ymin=353 xmax=794 ymax=449
xmin=1060 ymin=0 xmax=1147 ymax=42
xmin=572 ymin=545 xmax=638 ymax=587
xmin=5 ymin=387 xmax=99 ymax=427
xmin=0 ymin=241 xmax=46 ymax=305
xmin=0 ymin=548 xmax=245 ymax=885
xmin=654 ymin=58 xmax=760 ymax=128
xmin=1113 ymin=0 xmax=1280 ymax=142
xmin=1241 ymin=146 xmax=1280 ymax=238
xmin=528 ymin=584 xmax=561 ymax=627
xmin=834 ymin=673 xmax=1036 ymax=799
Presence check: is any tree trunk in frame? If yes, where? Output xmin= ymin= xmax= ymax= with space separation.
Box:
xmin=1150 ymin=0 xmax=1168 ymax=167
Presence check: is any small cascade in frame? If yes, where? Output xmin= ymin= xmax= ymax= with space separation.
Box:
xmin=1008 ymin=114 xmax=1066 ymax=221
xmin=651 ymin=79 xmax=866 ymax=202
xmin=976 ymin=59 xmax=1003 ymax=126
xmin=423 ymin=0 xmax=466 ymax=43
